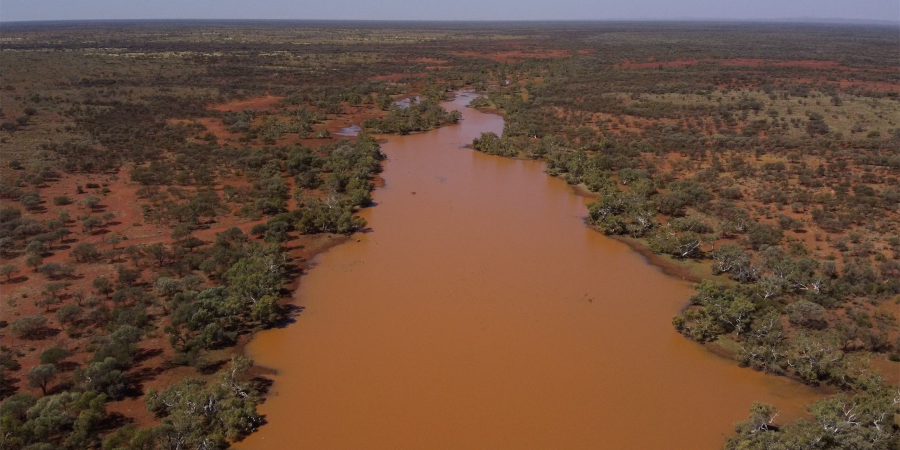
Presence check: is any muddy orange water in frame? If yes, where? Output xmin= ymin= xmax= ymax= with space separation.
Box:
xmin=240 ymin=92 xmax=821 ymax=449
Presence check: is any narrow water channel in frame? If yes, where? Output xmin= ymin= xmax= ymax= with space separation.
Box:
xmin=239 ymin=92 xmax=820 ymax=449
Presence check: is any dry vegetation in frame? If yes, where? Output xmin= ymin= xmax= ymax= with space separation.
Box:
xmin=0 ymin=20 xmax=898 ymax=449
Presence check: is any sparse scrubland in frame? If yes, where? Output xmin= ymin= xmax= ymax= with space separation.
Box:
xmin=0 ymin=21 xmax=897 ymax=448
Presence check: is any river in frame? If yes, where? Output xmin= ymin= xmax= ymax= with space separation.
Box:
xmin=239 ymin=91 xmax=820 ymax=449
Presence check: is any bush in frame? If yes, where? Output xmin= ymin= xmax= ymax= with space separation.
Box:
xmin=26 ymin=364 xmax=58 ymax=394
xmin=0 ymin=264 xmax=18 ymax=280
xmin=75 ymin=357 xmax=127 ymax=399
xmin=72 ymin=243 xmax=100 ymax=262
xmin=249 ymin=223 xmax=268 ymax=236
xmin=52 ymin=196 xmax=73 ymax=206
xmin=648 ymin=228 xmax=702 ymax=259
xmin=786 ymin=300 xmax=828 ymax=330
xmin=745 ymin=223 xmax=783 ymax=250
xmin=57 ymin=304 xmax=83 ymax=326
xmin=11 ymin=315 xmax=49 ymax=339
xmin=37 ymin=262 xmax=74 ymax=279
xmin=40 ymin=347 xmax=70 ymax=365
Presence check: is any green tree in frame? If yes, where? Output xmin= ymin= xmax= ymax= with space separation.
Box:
xmin=11 ymin=315 xmax=48 ymax=339
xmin=25 ymin=254 xmax=43 ymax=271
xmin=57 ymin=304 xmax=83 ymax=326
xmin=146 ymin=356 xmax=262 ymax=448
xmin=710 ymin=243 xmax=759 ymax=282
xmin=75 ymin=358 xmax=127 ymax=399
xmin=40 ymin=347 xmax=70 ymax=366
xmin=26 ymin=364 xmax=58 ymax=395
xmin=145 ymin=243 xmax=169 ymax=267
xmin=91 ymin=325 xmax=142 ymax=367
xmin=25 ymin=239 xmax=46 ymax=255
xmin=103 ymin=232 xmax=123 ymax=250
xmin=5 ymin=391 xmax=107 ymax=449
xmin=0 ymin=264 xmax=18 ymax=281
xmin=93 ymin=276 xmax=114 ymax=298
xmin=165 ymin=287 xmax=237 ymax=356
xmin=71 ymin=243 xmax=100 ymax=262
xmin=82 ymin=216 xmax=103 ymax=234
xmin=43 ymin=281 xmax=70 ymax=299
xmin=745 ymin=223 xmax=783 ymax=250
xmin=53 ymin=196 xmax=73 ymax=206
xmin=83 ymin=195 xmax=101 ymax=211
xmin=224 ymin=247 xmax=286 ymax=309
xmin=786 ymin=300 xmax=827 ymax=330
xmin=587 ymin=184 xmax=656 ymax=237
xmin=726 ymin=387 xmax=899 ymax=449
xmin=648 ymin=228 xmax=702 ymax=259
xmin=35 ymin=295 xmax=62 ymax=312
xmin=674 ymin=281 xmax=756 ymax=342
xmin=38 ymin=262 xmax=73 ymax=279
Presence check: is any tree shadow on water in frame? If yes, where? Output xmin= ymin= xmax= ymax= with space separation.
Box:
xmin=271 ymin=304 xmax=304 ymax=329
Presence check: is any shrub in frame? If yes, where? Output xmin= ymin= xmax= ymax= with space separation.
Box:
xmin=40 ymin=347 xmax=70 ymax=365
xmin=72 ymin=243 xmax=100 ymax=262
xmin=53 ymin=196 xmax=73 ymax=206
xmin=786 ymin=300 xmax=827 ymax=330
xmin=11 ymin=315 xmax=49 ymax=339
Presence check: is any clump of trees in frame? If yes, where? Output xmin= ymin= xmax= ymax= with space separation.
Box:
xmin=363 ymin=98 xmax=461 ymax=134
xmin=0 ymin=24 xmax=440 ymax=450
xmin=164 ymin=245 xmax=287 ymax=362
xmin=472 ymin=132 xmax=519 ymax=157
xmin=467 ymin=39 xmax=900 ymax=448
xmin=143 ymin=357 xmax=262 ymax=449
xmin=587 ymin=182 xmax=656 ymax=237
xmin=726 ymin=386 xmax=899 ymax=449
xmin=3 ymin=20 xmax=899 ymax=450
xmin=0 ymin=391 xmax=108 ymax=449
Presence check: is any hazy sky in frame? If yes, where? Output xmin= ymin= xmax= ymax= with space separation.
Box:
xmin=2 ymin=0 xmax=898 ymax=22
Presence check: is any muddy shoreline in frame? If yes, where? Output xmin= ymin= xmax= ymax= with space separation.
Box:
xmin=467 ymin=104 xmax=708 ymax=287
xmin=238 ymin=91 xmax=821 ymax=450
xmin=607 ymin=235 xmax=704 ymax=283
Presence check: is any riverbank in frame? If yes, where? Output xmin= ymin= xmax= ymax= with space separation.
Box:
xmin=237 ymin=91 xmax=821 ymax=450
xmin=466 ymin=103 xmax=713 ymax=286
xmin=472 ymin=88 xmax=849 ymax=401
xmin=460 ymin=96 xmax=869 ymax=412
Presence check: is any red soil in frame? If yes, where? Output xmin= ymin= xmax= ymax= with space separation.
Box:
xmin=0 ymin=174 xmax=180 ymax=416
xmin=837 ymin=80 xmax=900 ymax=91
xmin=617 ymin=58 xmax=859 ymax=70
xmin=617 ymin=59 xmax=700 ymax=69
xmin=452 ymin=49 xmax=571 ymax=62
xmin=0 ymin=162 xmax=363 ymax=429
xmin=195 ymin=117 xmax=240 ymax=139
xmin=410 ymin=57 xmax=448 ymax=65
xmin=776 ymin=77 xmax=900 ymax=92
xmin=370 ymin=73 xmax=427 ymax=82
xmin=212 ymin=95 xmax=283 ymax=112
xmin=187 ymin=95 xmax=389 ymax=148
xmin=0 ymin=92 xmax=398 ymax=431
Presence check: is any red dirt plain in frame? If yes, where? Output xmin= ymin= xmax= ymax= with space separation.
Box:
xmin=617 ymin=58 xmax=861 ymax=70
xmin=0 ymin=93 xmax=395 ymax=430
xmin=452 ymin=49 xmax=572 ymax=62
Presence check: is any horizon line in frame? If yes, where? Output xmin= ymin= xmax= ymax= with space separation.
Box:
xmin=2 ymin=18 xmax=899 ymax=26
